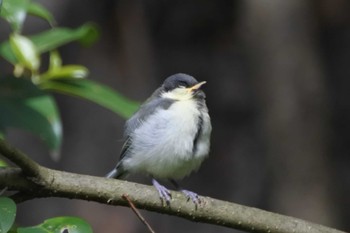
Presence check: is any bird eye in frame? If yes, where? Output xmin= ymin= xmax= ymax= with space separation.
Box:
xmin=178 ymin=81 xmax=189 ymax=88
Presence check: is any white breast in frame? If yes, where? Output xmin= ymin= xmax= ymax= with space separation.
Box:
xmin=122 ymin=99 xmax=211 ymax=179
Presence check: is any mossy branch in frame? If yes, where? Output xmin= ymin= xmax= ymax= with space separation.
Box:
xmin=0 ymin=140 xmax=345 ymax=233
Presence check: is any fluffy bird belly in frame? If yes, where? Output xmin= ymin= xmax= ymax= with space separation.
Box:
xmin=123 ymin=99 xmax=207 ymax=179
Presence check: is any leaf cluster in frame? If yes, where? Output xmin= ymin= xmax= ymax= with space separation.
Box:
xmin=0 ymin=0 xmax=139 ymax=153
xmin=0 ymin=196 xmax=92 ymax=233
xmin=0 ymin=0 xmax=139 ymax=231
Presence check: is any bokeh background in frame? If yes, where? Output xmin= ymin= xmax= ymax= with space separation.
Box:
xmin=1 ymin=0 xmax=350 ymax=232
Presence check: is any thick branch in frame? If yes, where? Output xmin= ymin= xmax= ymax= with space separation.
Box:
xmin=0 ymin=140 xmax=345 ymax=233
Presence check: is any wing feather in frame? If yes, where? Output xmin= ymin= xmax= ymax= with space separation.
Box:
xmin=119 ymin=92 xmax=175 ymax=160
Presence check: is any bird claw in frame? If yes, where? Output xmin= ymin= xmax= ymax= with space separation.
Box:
xmin=152 ymin=179 xmax=200 ymax=205
xmin=181 ymin=189 xmax=201 ymax=204
xmin=152 ymin=179 xmax=172 ymax=205
xmin=158 ymin=185 xmax=172 ymax=205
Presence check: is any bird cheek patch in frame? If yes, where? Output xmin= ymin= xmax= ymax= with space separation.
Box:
xmin=161 ymin=88 xmax=193 ymax=101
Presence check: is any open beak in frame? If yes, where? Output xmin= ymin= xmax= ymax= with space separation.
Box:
xmin=187 ymin=81 xmax=206 ymax=93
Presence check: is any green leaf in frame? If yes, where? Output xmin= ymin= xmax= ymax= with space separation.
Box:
xmin=31 ymin=23 xmax=99 ymax=52
xmin=48 ymin=50 xmax=62 ymax=71
xmin=0 ymin=0 xmax=55 ymax=31
xmin=0 ymin=24 xmax=99 ymax=64
xmin=9 ymin=34 xmax=40 ymax=72
xmin=0 ymin=0 xmax=29 ymax=32
xmin=41 ymin=65 xmax=89 ymax=81
xmin=0 ymin=41 xmax=16 ymax=64
xmin=18 ymin=216 xmax=93 ymax=233
xmin=27 ymin=2 xmax=55 ymax=26
xmin=0 ymin=159 xmax=8 ymax=167
xmin=0 ymin=197 xmax=16 ymax=233
xmin=0 ymin=77 xmax=62 ymax=151
xmin=40 ymin=79 xmax=139 ymax=119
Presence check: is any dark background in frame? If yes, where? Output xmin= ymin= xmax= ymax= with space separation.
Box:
xmin=1 ymin=0 xmax=350 ymax=232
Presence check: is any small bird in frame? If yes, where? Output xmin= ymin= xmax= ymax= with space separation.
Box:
xmin=106 ymin=73 xmax=212 ymax=204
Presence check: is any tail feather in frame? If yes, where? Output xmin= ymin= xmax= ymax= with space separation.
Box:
xmin=106 ymin=167 xmax=127 ymax=179
xmin=106 ymin=169 xmax=118 ymax=178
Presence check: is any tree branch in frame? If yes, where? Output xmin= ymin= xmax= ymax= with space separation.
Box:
xmin=0 ymin=140 xmax=346 ymax=233
xmin=0 ymin=140 xmax=43 ymax=178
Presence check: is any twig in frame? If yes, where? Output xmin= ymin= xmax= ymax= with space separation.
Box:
xmin=122 ymin=194 xmax=156 ymax=233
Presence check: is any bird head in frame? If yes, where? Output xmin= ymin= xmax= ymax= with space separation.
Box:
xmin=161 ymin=73 xmax=206 ymax=101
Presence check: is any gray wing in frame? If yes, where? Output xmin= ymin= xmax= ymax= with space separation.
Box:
xmin=119 ymin=90 xmax=175 ymax=160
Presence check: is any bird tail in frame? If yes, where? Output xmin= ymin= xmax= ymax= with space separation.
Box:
xmin=106 ymin=169 xmax=118 ymax=178
xmin=105 ymin=166 xmax=127 ymax=179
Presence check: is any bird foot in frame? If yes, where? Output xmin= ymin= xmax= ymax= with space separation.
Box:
xmin=152 ymin=179 xmax=172 ymax=205
xmin=181 ymin=189 xmax=201 ymax=204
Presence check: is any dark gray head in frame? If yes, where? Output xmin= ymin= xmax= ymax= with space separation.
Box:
xmin=162 ymin=73 xmax=199 ymax=92
xmin=160 ymin=73 xmax=206 ymax=100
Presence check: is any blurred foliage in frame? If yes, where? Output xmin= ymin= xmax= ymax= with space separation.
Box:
xmin=0 ymin=197 xmax=92 ymax=233
xmin=0 ymin=77 xmax=61 ymax=150
xmin=0 ymin=0 xmax=139 ymax=231
xmin=17 ymin=216 xmax=93 ymax=233
xmin=0 ymin=197 xmax=16 ymax=233
xmin=0 ymin=0 xmax=139 ymax=153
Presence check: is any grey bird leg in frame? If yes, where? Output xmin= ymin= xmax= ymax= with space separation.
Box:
xmin=170 ymin=179 xmax=201 ymax=204
xmin=152 ymin=178 xmax=172 ymax=205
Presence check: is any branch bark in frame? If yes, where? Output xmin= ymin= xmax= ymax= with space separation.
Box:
xmin=0 ymin=140 xmax=345 ymax=233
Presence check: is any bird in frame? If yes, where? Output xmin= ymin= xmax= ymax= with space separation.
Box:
xmin=106 ymin=73 xmax=212 ymax=204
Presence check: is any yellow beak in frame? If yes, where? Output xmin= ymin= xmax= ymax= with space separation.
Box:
xmin=187 ymin=81 xmax=206 ymax=92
